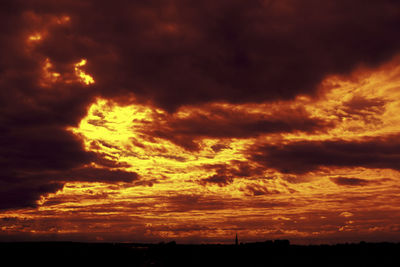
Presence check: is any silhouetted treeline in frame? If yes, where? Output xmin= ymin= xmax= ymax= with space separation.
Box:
xmin=0 ymin=240 xmax=399 ymax=266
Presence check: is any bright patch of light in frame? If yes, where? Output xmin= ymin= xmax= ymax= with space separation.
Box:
xmin=75 ymin=59 xmax=95 ymax=85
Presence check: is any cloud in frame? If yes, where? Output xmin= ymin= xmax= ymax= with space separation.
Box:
xmin=250 ymin=135 xmax=400 ymax=173
xmin=339 ymin=212 xmax=354 ymax=218
xmin=147 ymin=105 xmax=332 ymax=151
xmin=342 ymin=96 xmax=386 ymax=117
xmin=200 ymin=173 xmax=234 ymax=187
xmin=7 ymin=0 xmax=400 ymax=110
xmin=199 ymin=161 xmax=264 ymax=186
xmin=330 ymin=177 xmax=392 ymax=187
xmin=241 ymin=183 xmax=280 ymax=196
xmin=0 ymin=175 xmax=64 ymax=210
xmin=337 ymin=96 xmax=387 ymax=125
xmin=60 ymin=167 xmax=139 ymax=183
xmin=330 ymin=177 xmax=372 ymax=186
xmin=0 ymin=166 xmax=139 ymax=210
xmin=160 ymin=194 xmax=227 ymax=213
xmin=91 ymin=0 xmax=400 ymax=111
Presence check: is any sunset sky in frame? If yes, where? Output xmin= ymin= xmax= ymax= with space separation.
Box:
xmin=1 ymin=0 xmax=400 ymax=244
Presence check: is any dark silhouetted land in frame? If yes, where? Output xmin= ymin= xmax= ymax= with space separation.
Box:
xmin=1 ymin=240 xmax=399 ymax=266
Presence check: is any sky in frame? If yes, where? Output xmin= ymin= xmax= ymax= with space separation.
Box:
xmin=1 ymin=0 xmax=400 ymax=244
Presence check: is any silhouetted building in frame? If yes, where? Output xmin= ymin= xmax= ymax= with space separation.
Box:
xmin=235 ymin=233 xmax=238 ymax=246
xmin=274 ymin=239 xmax=290 ymax=246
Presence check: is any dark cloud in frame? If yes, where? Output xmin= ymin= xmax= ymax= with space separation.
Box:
xmin=200 ymin=173 xmax=234 ymax=187
xmin=0 ymin=166 xmax=139 ymax=210
xmin=251 ymin=135 xmax=400 ymax=174
xmin=211 ymin=143 xmax=230 ymax=153
xmin=330 ymin=177 xmax=372 ymax=186
xmin=0 ymin=181 xmax=64 ymax=210
xmin=102 ymin=0 xmax=400 ymax=109
xmin=0 ymin=127 xmax=94 ymax=172
xmin=199 ymin=164 xmax=235 ymax=186
xmin=148 ymin=105 xmax=332 ymax=151
xmin=0 ymin=126 xmax=95 ymax=210
xmin=8 ymin=0 xmax=400 ymax=110
xmin=343 ymin=97 xmax=386 ymax=116
xmin=0 ymin=3 xmax=101 ymax=209
xmin=241 ymin=184 xmax=280 ymax=196
xmin=330 ymin=177 xmax=392 ymax=186
xmin=339 ymin=96 xmax=387 ymax=124
xmin=60 ymin=167 xmax=139 ymax=183
xmin=199 ymin=161 xmax=265 ymax=186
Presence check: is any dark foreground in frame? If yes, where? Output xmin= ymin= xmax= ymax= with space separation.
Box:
xmin=1 ymin=241 xmax=399 ymax=266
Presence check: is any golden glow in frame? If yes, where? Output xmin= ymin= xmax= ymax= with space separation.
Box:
xmin=40 ymin=58 xmax=61 ymax=86
xmin=25 ymin=14 xmax=71 ymax=46
xmin=54 ymin=15 xmax=71 ymax=24
xmin=69 ymin=98 xmax=252 ymax=188
xmin=25 ymin=14 xmax=96 ymax=88
xmin=2 ymin=57 xmax=400 ymax=243
xmin=62 ymin=60 xmax=400 ymax=241
xmin=282 ymin=58 xmax=400 ymax=142
xmin=39 ymin=58 xmax=95 ymax=87
xmin=28 ymin=33 xmax=42 ymax=42
xmin=75 ymin=59 xmax=95 ymax=85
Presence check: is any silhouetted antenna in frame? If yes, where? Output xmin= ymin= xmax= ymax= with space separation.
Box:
xmin=235 ymin=233 xmax=238 ymax=246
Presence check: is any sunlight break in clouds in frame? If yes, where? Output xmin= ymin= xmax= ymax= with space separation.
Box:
xmin=1 ymin=1 xmax=400 ymax=244
xmin=3 ymin=58 xmax=400 ymax=243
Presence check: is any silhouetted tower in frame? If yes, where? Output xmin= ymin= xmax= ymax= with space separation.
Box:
xmin=235 ymin=233 xmax=238 ymax=246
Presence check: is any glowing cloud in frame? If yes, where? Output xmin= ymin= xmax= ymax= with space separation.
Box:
xmin=75 ymin=59 xmax=95 ymax=85
xmin=40 ymin=58 xmax=61 ymax=86
xmin=28 ymin=33 xmax=42 ymax=42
